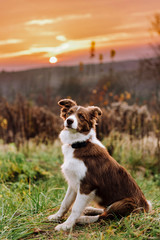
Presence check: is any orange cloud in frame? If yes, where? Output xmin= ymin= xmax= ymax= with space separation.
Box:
xmin=25 ymin=14 xmax=92 ymax=26
xmin=0 ymin=39 xmax=23 ymax=46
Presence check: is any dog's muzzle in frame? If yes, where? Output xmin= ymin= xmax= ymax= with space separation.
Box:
xmin=65 ymin=115 xmax=78 ymax=130
xmin=66 ymin=118 xmax=74 ymax=128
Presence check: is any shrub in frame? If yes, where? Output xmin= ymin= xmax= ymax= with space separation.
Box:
xmin=98 ymin=102 xmax=153 ymax=139
xmin=0 ymin=96 xmax=60 ymax=146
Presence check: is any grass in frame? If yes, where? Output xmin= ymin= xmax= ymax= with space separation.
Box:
xmin=0 ymin=136 xmax=160 ymax=240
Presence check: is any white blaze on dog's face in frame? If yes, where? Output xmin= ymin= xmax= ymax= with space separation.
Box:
xmin=64 ymin=113 xmax=78 ymax=130
xmin=58 ymin=99 xmax=102 ymax=134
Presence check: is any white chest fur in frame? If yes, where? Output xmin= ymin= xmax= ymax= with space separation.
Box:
xmin=61 ymin=144 xmax=87 ymax=191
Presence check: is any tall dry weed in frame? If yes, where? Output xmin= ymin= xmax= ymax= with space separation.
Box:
xmin=98 ymin=102 xmax=153 ymax=139
xmin=0 ymin=96 xmax=60 ymax=146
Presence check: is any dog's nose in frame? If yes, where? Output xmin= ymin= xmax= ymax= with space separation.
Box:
xmin=67 ymin=118 xmax=74 ymax=125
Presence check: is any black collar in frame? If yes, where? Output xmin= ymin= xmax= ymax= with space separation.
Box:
xmin=71 ymin=140 xmax=89 ymax=149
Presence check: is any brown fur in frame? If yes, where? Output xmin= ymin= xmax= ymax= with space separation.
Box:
xmin=74 ymin=142 xmax=149 ymax=217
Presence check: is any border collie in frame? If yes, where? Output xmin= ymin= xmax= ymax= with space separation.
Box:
xmin=48 ymin=99 xmax=151 ymax=231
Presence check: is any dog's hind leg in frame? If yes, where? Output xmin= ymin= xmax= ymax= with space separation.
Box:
xmin=76 ymin=215 xmax=100 ymax=225
xmin=83 ymin=206 xmax=104 ymax=216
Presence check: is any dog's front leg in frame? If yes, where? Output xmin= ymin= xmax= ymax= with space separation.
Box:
xmin=55 ymin=190 xmax=95 ymax=231
xmin=48 ymin=186 xmax=76 ymax=221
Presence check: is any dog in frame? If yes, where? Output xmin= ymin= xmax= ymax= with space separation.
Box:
xmin=48 ymin=99 xmax=152 ymax=231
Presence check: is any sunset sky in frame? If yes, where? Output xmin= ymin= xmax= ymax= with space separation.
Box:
xmin=0 ymin=0 xmax=160 ymax=71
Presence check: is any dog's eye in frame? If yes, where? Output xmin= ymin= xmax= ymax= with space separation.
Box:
xmin=68 ymin=112 xmax=72 ymax=116
xmin=79 ymin=114 xmax=85 ymax=121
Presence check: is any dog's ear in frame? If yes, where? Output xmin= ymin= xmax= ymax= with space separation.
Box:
xmin=58 ymin=99 xmax=77 ymax=119
xmin=89 ymin=106 xmax=102 ymax=121
xmin=58 ymin=99 xmax=77 ymax=108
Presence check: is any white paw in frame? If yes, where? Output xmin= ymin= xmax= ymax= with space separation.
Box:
xmin=83 ymin=206 xmax=104 ymax=216
xmin=48 ymin=213 xmax=61 ymax=222
xmin=55 ymin=222 xmax=73 ymax=231
xmin=83 ymin=206 xmax=94 ymax=215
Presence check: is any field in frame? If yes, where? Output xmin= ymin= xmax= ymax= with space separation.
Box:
xmin=0 ymin=134 xmax=160 ymax=240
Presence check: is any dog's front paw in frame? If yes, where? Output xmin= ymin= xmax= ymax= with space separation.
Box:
xmin=55 ymin=222 xmax=73 ymax=231
xmin=48 ymin=213 xmax=61 ymax=222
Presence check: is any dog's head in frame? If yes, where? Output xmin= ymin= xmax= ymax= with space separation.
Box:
xmin=58 ymin=99 xmax=102 ymax=134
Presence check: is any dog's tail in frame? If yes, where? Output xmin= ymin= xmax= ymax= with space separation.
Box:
xmin=99 ymin=197 xmax=152 ymax=220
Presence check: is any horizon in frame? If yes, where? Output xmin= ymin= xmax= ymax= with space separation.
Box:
xmin=0 ymin=0 xmax=160 ymax=71
xmin=0 ymin=57 xmax=149 ymax=73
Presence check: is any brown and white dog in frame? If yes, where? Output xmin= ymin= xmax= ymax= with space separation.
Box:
xmin=48 ymin=99 xmax=152 ymax=231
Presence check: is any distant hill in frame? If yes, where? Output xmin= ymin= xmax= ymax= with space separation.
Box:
xmin=0 ymin=59 xmax=139 ymax=94
xmin=0 ymin=58 xmax=156 ymax=105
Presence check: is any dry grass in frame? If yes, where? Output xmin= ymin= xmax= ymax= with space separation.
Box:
xmin=0 ymin=96 xmax=60 ymax=146
xmin=99 ymin=102 xmax=153 ymax=138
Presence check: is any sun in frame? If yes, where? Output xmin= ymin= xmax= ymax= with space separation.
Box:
xmin=49 ymin=56 xmax=58 ymax=64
